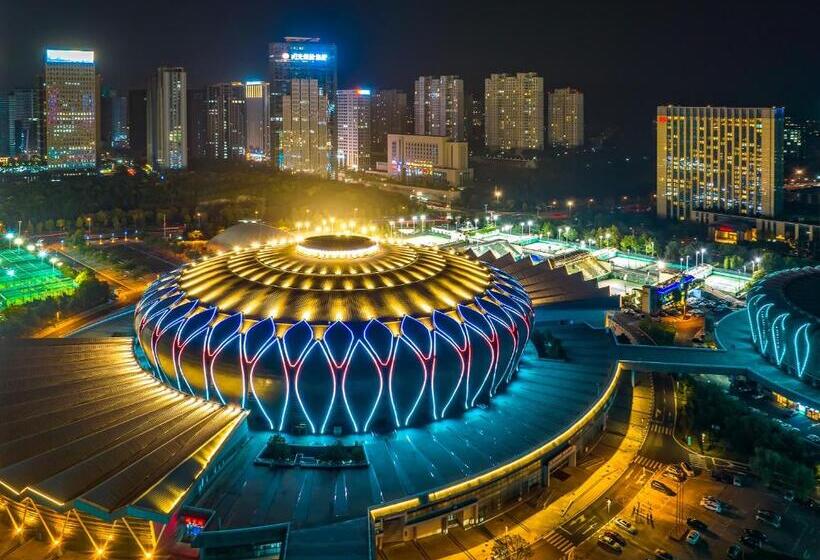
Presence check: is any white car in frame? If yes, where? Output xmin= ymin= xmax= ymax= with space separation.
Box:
xmin=614 ymin=517 xmax=636 ymax=534
xmin=680 ymin=461 xmax=695 ymax=477
xmin=700 ymin=498 xmax=722 ymax=512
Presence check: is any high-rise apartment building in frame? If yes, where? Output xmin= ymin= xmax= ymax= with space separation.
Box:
xmin=656 ymin=106 xmax=784 ymax=220
xmin=336 ymin=89 xmax=371 ymax=171
xmin=42 ymin=49 xmax=97 ymax=169
xmin=370 ymin=89 xmax=410 ymax=165
xmin=548 ymin=88 xmax=584 ymax=147
xmin=783 ymin=116 xmax=805 ymax=162
xmin=0 ymin=88 xmax=41 ymax=159
xmin=414 ymin=76 xmax=464 ymax=141
xmin=268 ymin=37 xmax=337 ymax=169
xmin=281 ymin=79 xmax=329 ymax=174
xmin=100 ymin=88 xmax=128 ymax=151
xmin=244 ymin=81 xmax=270 ymax=161
xmin=186 ymin=88 xmax=208 ymax=161
xmin=147 ymin=67 xmax=187 ymax=170
xmin=464 ymin=92 xmax=484 ymax=150
xmin=128 ymin=89 xmax=147 ymax=162
xmin=484 ymin=73 xmax=544 ymax=151
xmin=206 ymin=82 xmax=246 ymax=160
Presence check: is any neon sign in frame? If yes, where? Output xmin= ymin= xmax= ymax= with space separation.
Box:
xmin=281 ymin=52 xmax=329 ymax=62
xmin=46 ymin=49 xmax=94 ymax=64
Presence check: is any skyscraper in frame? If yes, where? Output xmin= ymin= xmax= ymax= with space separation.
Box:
xmin=414 ymin=76 xmax=464 ymax=141
xmin=370 ymin=89 xmax=409 ymax=165
xmin=464 ymin=92 xmax=484 ymax=151
xmin=548 ymin=88 xmax=584 ymax=147
xmin=100 ymin=88 xmax=128 ymax=151
xmin=783 ymin=116 xmax=806 ymax=162
xmin=206 ymin=83 xmax=246 ymax=160
xmin=336 ymin=89 xmax=371 ymax=171
xmin=42 ymin=49 xmax=97 ymax=169
xmin=147 ymin=67 xmax=187 ymax=170
xmin=0 ymin=88 xmax=41 ymax=159
xmin=128 ymin=89 xmax=147 ymax=162
xmin=656 ymin=106 xmax=784 ymax=220
xmin=268 ymin=37 xmax=337 ymax=169
xmin=281 ymin=79 xmax=329 ymax=174
xmin=186 ymin=88 xmax=208 ymax=161
xmin=484 ymin=73 xmax=544 ymax=152
xmin=244 ymin=81 xmax=270 ymax=161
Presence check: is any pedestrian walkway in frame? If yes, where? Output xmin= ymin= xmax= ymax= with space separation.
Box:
xmin=542 ymin=529 xmax=575 ymax=556
xmin=649 ymin=422 xmax=673 ymax=435
xmin=632 ymin=455 xmax=664 ymax=471
xmin=688 ymin=452 xmax=708 ymax=470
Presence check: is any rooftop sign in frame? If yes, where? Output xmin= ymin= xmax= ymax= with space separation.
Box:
xmin=46 ymin=49 xmax=94 ymax=64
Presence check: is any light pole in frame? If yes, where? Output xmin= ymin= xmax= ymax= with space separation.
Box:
xmin=420 ymin=214 xmax=426 ymax=232
xmin=4 ymin=232 xmax=13 ymax=249
xmin=567 ymin=200 xmax=574 ymax=218
xmin=13 ymin=237 xmax=23 ymax=252
xmin=494 ymin=188 xmax=502 ymax=206
xmin=527 ymin=220 xmax=533 ymax=235
xmin=519 ymin=221 xmax=525 ymax=235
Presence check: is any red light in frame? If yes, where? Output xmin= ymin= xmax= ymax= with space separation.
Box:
xmin=658 ymin=116 xmax=668 ymax=124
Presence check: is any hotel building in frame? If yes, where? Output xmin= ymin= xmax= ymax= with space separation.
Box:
xmin=387 ymin=133 xmax=472 ymax=187
xmin=281 ymin=78 xmax=330 ymax=174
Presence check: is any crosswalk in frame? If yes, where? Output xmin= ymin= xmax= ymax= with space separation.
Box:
xmin=542 ymin=529 xmax=575 ymax=556
xmin=632 ymin=455 xmax=664 ymax=471
xmin=649 ymin=422 xmax=673 ymax=435
xmin=688 ymin=452 xmax=708 ymax=469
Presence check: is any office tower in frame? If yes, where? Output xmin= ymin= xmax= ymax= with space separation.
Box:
xmin=42 ymin=49 xmax=97 ymax=169
xmin=244 ymin=81 xmax=270 ymax=160
xmin=147 ymin=67 xmax=187 ymax=170
xmin=336 ymin=89 xmax=371 ymax=171
xmin=207 ymin=83 xmax=246 ymax=160
xmin=783 ymin=117 xmax=805 ymax=162
xmin=187 ymin=88 xmax=208 ymax=161
xmin=484 ymin=73 xmax=544 ymax=151
xmin=656 ymin=106 xmax=784 ymax=220
xmin=464 ymin=92 xmax=484 ymax=150
xmin=281 ymin=79 xmax=329 ymax=174
xmin=128 ymin=89 xmax=147 ymax=162
xmin=370 ymin=89 xmax=409 ymax=165
xmin=548 ymin=87 xmax=584 ymax=147
xmin=0 ymin=88 xmax=41 ymax=159
xmin=268 ymin=37 xmax=337 ymax=169
xmin=100 ymin=88 xmax=128 ymax=151
xmin=387 ymin=134 xmax=472 ymax=187
xmin=414 ymin=76 xmax=464 ymax=141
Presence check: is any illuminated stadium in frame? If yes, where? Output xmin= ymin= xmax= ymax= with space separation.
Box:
xmin=134 ymin=234 xmax=533 ymax=434
xmin=745 ymin=265 xmax=819 ymax=383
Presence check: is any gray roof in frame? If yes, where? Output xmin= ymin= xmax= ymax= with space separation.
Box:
xmin=0 ymin=338 xmax=247 ymax=520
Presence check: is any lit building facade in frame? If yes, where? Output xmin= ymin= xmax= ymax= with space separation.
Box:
xmin=783 ymin=116 xmax=805 ymax=162
xmin=268 ymin=37 xmax=337 ymax=169
xmin=244 ymin=81 xmax=270 ymax=160
xmin=387 ymin=133 xmax=472 ymax=187
xmin=206 ymin=82 xmax=246 ymax=160
xmin=0 ymin=88 xmax=41 ymax=159
xmin=548 ymin=87 xmax=584 ymax=147
xmin=281 ymin=79 xmax=330 ymax=174
xmin=414 ymin=76 xmax=464 ymax=141
xmin=43 ymin=49 xmax=97 ymax=169
xmin=656 ymin=106 xmax=784 ymax=220
xmin=147 ymin=67 xmax=187 ymax=170
xmin=336 ymin=89 xmax=371 ymax=170
xmin=371 ymin=89 xmax=410 ymax=165
xmin=484 ymin=73 xmax=544 ymax=151
xmin=100 ymin=88 xmax=128 ymax=151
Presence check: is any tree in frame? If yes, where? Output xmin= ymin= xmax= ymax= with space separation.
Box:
xmin=491 ymin=535 xmax=533 ymax=560
xmin=564 ymin=227 xmax=578 ymax=242
xmin=540 ymin=221 xmax=554 ymax=238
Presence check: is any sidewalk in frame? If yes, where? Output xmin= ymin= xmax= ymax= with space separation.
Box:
xmin=437 ymin=372 xmax=655 ymax=560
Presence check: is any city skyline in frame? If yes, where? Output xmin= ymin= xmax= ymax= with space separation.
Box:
xmin=2 ymin=1 xmax=818 ymax=153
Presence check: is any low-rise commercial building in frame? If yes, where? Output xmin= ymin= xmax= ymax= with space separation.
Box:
xmin=386 ymin=133 xmax=472 ymax=187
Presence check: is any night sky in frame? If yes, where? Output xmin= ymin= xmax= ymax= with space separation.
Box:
xmin=2 ymin=0 xmax=818 ymax=150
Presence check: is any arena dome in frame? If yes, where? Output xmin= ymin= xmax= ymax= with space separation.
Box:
xmin=134 ymin=234 xmax=533 ymax=434
xmin=746 ymin=265 xmax=819 ymax=383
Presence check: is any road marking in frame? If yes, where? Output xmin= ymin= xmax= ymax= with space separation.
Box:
xmin=649 ymin=423 xmax=674 ymax=435
xmin=632 ymin=455 xmax=663 ymax=470
xmin=688 ymin=452 xmax=707 ymax=469
xmin=543 ymin=530 xmax=575 ymax=554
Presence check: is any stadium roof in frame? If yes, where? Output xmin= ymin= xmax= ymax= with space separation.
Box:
xmin=0 ymin=338 xmax=247 ymax=521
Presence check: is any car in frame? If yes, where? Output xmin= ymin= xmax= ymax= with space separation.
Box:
xmin=686 ymin=530 xmax=701 ymax=545
xmin=680 ymin=461 xmax=695 ymax=477
xmin=755 ymin=509 xmax=781 ymax=527
xmin=711 ymin=468 xmax=732 ymax=483
xmin=663 ymin=470 xmax=685 ymax=483
xmin=598 ymin=534 xmax=622 ymax=552
xmin=603 ymin=530 xmax=626 ymax=547
xmin=743 ymin=528 xmax=767 ymax=542
xmin=651 ymin=480 xmax=675 ymax=494
xmin=654 ymin=549 xmax=674 ymax=560
xmin=806 ymin=434 xmax=820 ymax=444
xmin=687 ymin=518 xmax=708 ymax=531
xmin=727 ymin=543 xmax=744 ymax=559
xmin=739 ymin=534 xmax=761 ymax=548
xmin=614 ymin=517 xmax=636 ymax=534
xmin=700 ymin=498 xmax=722 ymax=512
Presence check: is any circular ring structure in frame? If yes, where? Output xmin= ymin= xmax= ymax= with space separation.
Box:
xmin=746 ymin=265 xmax=818 ymax=382
xmin=134 ymin=236 xmax=533 ymax=434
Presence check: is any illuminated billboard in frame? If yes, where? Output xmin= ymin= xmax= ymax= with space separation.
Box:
xmin=281 ymin=52 xmax=329 ymax=62
xmin=46 ymin=49 xmax=95 ymax=64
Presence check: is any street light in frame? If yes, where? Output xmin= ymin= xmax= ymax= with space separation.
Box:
xmin=13 ymin=237 xmax=23 ymax=252
xmin=494 ymin=188 xmax=502 ymax=204
xmin=4 ymin=232 xmax=13 ymax=249
xmin=420 ymin=214 xmax=426 ymax=232
xmin=526 ymin=220 xmax=533 ymax=235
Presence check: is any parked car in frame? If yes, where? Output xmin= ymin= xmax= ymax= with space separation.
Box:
xmin=755 ymin=509 xmax=781 ymax=528
xmin=806 ymin=433 xmax=820 ymax=444
xmin=598 ymin=534 xmax=622 ymax=552
xmin=603 ymin=530 xmax=626 ymax=547
xmin=651 ymin=480 xmax=675 ymax=495
xmin=726 ymin=544 xmax=743 ymax=559
xmin=700 ymin=497 xmax=723 ymax=513
xmin=663 ymin=469 xmax=685 ymax=483
xmin=687 ymin=518 xmax=708 ymax=531
xmin=680 ymin=461 xmax=695 ymax=477
xmin=654 ymin=549 xmax=674 ymax=560
xmin=614 ymin=517 xmax=636 ymax=534
xmin=740 ymin=534 xmax=762 ymax=548
xmin=686 ymin=530 xmax=701 ymax=545
xmin=743 ymin=528 xmax=767 ymax=542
